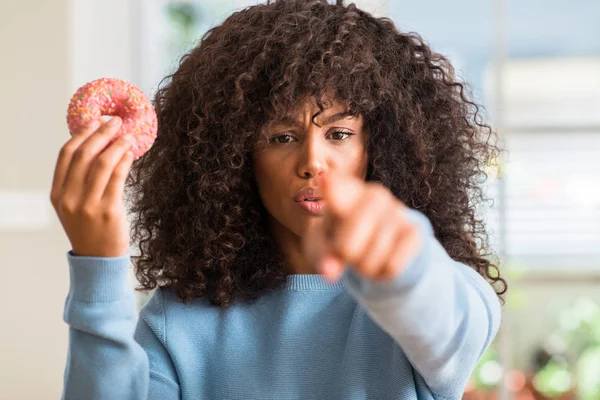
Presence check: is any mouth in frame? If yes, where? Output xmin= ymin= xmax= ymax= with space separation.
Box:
xmin=293 ymin=186 xmax=324 ymax=211
xmin=295 ymin=198 xmax=326 ymax=214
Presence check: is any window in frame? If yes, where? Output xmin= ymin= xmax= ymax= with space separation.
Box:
xmin=137 ymin=0 xmax=391 ymax=97
xmin=485 ymin=58 xmax=600 ymax=270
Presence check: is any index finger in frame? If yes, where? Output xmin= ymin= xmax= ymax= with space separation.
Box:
xmin=322 ymin=172 xmax=364 ymax=218
xmin=51 ymin=119 xmax=102 ymax=200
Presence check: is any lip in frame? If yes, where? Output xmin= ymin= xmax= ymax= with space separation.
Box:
xmin=293 ymin=187 xmax=323 ymax=202
xmin=296 ymin=199 xmax=326 ymax=214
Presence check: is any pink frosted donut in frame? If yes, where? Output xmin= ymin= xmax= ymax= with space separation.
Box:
xmin=66 ymin=78 xmax=157 ymax=159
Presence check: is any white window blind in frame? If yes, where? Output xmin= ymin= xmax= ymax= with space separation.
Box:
xmin=485 ymin=58 xmax=600 ymax=269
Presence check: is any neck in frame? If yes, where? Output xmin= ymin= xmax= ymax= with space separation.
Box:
xmin=268 ymin=217 xmax=315 ymax=275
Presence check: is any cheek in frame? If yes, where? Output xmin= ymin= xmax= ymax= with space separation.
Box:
xmin=359 ymin=152 xmax=369 ymax=178
xmin=356 ymin=138 xmax=369 ymax=177
xmin=253 ymin=154 xmax=288 ymax=209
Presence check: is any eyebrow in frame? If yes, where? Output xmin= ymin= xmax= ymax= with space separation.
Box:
xmin=274 ymin=111 xmax=356 ymax=128
xmin=321 ymin=111 xmax=356 ymax=125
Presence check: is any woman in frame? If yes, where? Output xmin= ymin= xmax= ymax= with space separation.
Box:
xmin=52 ymin=1 xmax=506 ymax=399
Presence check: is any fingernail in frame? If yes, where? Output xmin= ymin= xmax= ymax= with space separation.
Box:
xmin=108 ymin=116 xmax=121 ymax=126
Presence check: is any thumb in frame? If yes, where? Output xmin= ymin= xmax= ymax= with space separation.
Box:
xmin=319 ymin=252 xmax=345 ymax=282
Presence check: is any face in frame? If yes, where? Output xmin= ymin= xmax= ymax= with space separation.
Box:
xmin=252 ymin=95 xmax=369 ymax=241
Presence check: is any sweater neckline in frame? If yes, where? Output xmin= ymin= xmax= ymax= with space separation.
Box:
xmin=283 ymin=273 xmax=345 ymax=291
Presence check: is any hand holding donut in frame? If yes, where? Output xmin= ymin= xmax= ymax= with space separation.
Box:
xmin=303 ymin=172 xmax=424 ymax=283
xmin=50 ymin=117 xmax=135 ymax=257
xmin=51 ymin=78 xmax=157 ymax=257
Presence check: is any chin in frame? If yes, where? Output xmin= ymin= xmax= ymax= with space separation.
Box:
xmin=293 ymin=215 xmax=321 ymax=237
xmin=274 ymin=216 xmax=310 ymax=238
xmin=268 ymin=203 xmax=322 ymax=239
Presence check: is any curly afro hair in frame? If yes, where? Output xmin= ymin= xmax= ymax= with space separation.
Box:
xmin=126 ymin=0 xmax=507 ymax=308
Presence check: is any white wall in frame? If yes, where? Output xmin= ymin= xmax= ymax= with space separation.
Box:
xmin=68 ymin=0 xmax=138 ymax=92
xmin=0 ymin=1 xmax=135 ymax=398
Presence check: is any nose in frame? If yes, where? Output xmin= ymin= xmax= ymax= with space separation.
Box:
xmin=297 ymin=131 xmax=327 ymax=179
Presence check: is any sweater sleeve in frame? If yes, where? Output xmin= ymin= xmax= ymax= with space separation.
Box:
xmin=342 ymin=208 xmax=502 ymax=400
xmin=61 ymin=252 xmax=180 ymax=400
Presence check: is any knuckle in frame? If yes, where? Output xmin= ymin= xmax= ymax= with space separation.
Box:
xmin=100 ymin=204 xmax=120 ymax=221
xmin=72 ymin=147 xmax=91 ymax=162
xmin=59 ymin=199 xmax=77 ymax=214
xmin=365 ymin=184 xmax=390 ymax=206
xmin=378 ymin=268 xmax=396 ymax=281
xmin=94 ymin=156 xmax=111 ymax=170
xmin=59 ymin=143 xmax=76 ymax=158
xmin=49 ymin=192 xmax=59 ymax=208
xmin=376 ymin=187 xmax=393 ymax=203
xmin=113 ymin=167 xmax=128 ymax=180
xmin=359 ymin=265 xmax=377 ymax=279
xmin=80 ymin=203 xmax=97 ymax=218
xmin=380 ymin=268 xmax=394 ymax=281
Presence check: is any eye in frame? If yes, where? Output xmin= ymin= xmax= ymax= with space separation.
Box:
xmin=328 ymin=130 xmax=354 ymax=141
xmin=270 ymin=134 xmax=296 ymax=144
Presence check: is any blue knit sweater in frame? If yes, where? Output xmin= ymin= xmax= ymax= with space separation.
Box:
xmin=61 ymin=208 xmax=501 ymax=399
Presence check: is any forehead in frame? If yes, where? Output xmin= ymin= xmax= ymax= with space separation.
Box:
xmin=290 ymin=94 xmax=347 ymax=116
xmin=268 ymin=96 xmax=359 ymax=128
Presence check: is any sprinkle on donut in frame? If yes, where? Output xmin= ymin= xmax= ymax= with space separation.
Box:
xmin=66 ymin=78 xmax=158 ymax=159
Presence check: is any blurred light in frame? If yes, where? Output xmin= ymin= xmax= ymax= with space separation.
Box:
xmin=479 ymin=360 xmax=503 ymax=386
xmin=532 ymin=365 xmax=572 ymax=395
